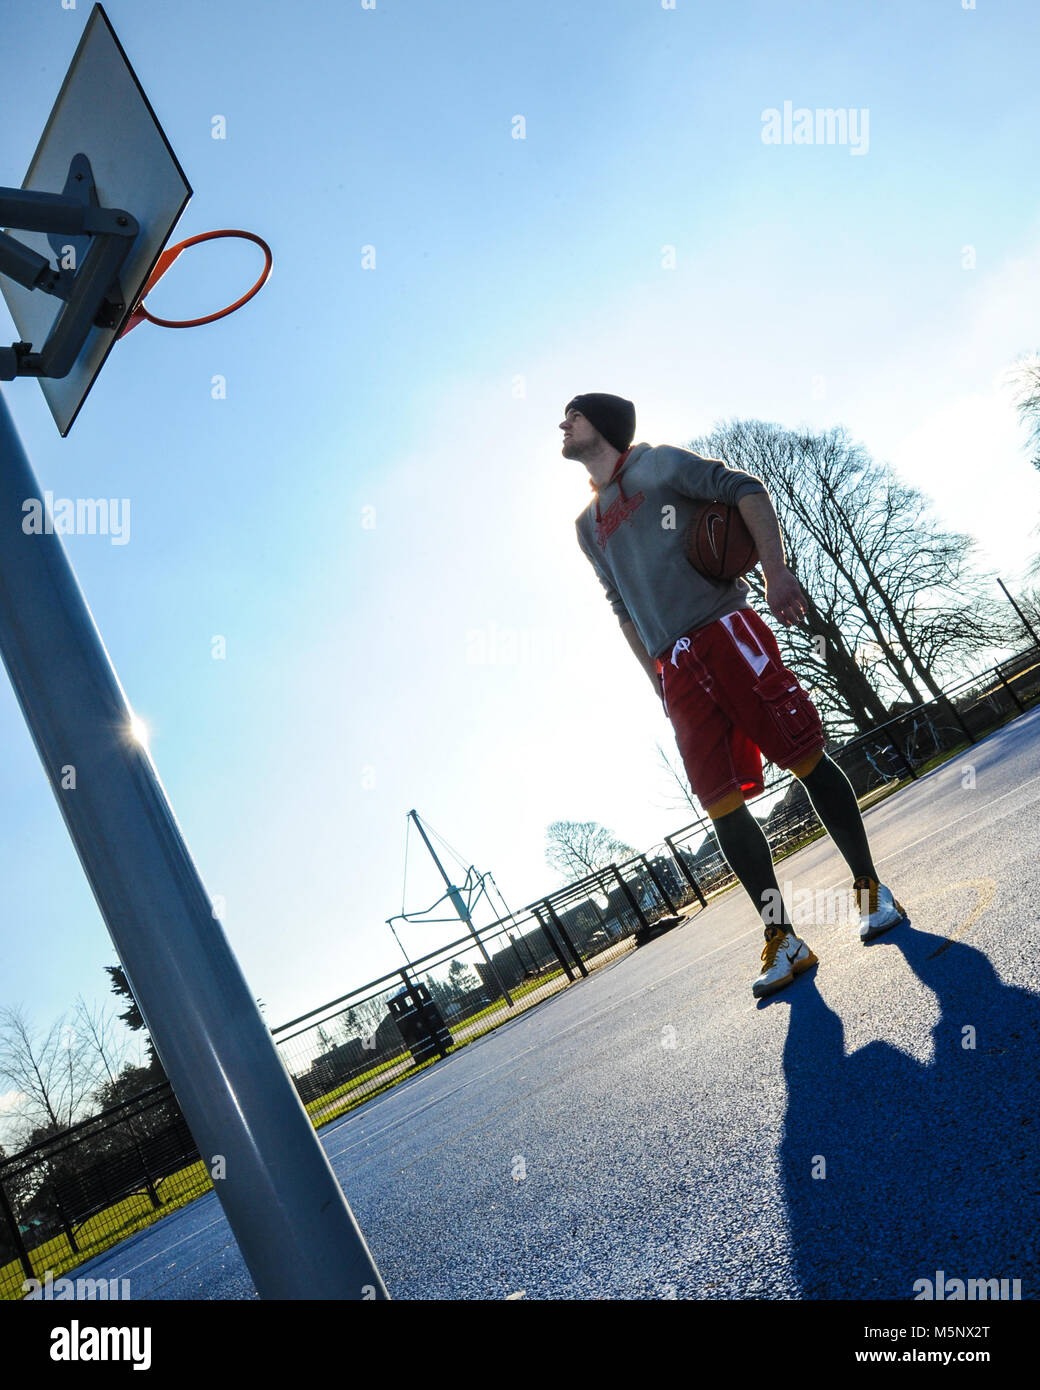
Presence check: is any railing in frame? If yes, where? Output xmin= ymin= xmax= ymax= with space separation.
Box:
xmin=0 ymin=1083 xmax=203 ymax=1299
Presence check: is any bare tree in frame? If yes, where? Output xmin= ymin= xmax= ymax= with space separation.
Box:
xmin=1011 ymin=352 xmax=1040 ymax=471
xmin=687 ymin=420 xmax=889 ymax=738
xmin=544 ymin=820 xmax=637 ymax=881
xmin=1003 ymin=582 xmax=1040 ymax=644
xmin=654 ymin=743 xmax=700 ymax=816
xmin=0 ymin=1005 xmax=103 ymax=1144
xmin=1008 ymin=353 xmax=1040 ymax=580
xmin=811 ymin=443 xmax=1009 ymax=701
xmin=72 ymin=996 xmax=135 ymax=1092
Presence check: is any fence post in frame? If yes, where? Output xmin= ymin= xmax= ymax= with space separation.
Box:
xmin=610 ymin=866 xmax=651 ymax=933
xmin=638 ymin=855 xmax=678 ymax=916
xmin=940 ymin=694 xmax=976 ymax=745
xmin=583 ymin=875 xmax=617 ymax=936
xmin=0 ymin=1170 xmax=35 ymax=1287
xmin=664 ymin=836 xmax=707 ymax=907
xmin=49 ymin=1185 xmax=79 ymax=1256
xmin=121 ymin=1103 xmax=162 ymax=1211
xmin=994 ymin=664 xmax=1026 ymax=714
xmin=532 ymin=906 xmax=578 ymax=981
xmin=891 ymin=724 xmax=918 ymax=780
xmin=507 ymin=930 xmax=539 ymax=977
xmin=544 ymin=903 xmax=589 ymax=978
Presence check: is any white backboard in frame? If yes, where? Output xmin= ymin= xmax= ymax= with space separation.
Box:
xmin=1 ymin=4 xmax=191 ymax=434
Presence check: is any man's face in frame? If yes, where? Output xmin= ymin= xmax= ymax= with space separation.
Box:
xmin=559 ymin=408 xmax=601 ymax=460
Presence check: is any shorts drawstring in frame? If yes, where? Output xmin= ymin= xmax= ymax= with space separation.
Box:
xmin=671 ymin=636 xmax=691 ymax=667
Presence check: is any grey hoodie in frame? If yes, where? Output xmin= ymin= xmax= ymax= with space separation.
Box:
xmin=575 ymin=442 xmax=770 ymax=661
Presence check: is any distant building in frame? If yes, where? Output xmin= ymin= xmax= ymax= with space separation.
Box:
xmin=292 ymin=1012 xmax=401 ymax=1105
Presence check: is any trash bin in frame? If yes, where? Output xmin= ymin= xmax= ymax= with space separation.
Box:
xmin=387 ymin=983 xmax=453 ymax=1064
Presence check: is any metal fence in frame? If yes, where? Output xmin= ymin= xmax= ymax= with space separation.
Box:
xmin=3 ymin=642 xmax=1038 ymax=1298
xmin=0 ymin=1082 xmax=204 ymax=1300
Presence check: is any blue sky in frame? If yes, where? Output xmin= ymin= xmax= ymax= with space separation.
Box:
xmin=2 ymin=0 xmax=1040 ymax=1126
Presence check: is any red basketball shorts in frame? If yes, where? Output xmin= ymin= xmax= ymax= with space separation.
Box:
xmin=656 ymin=607 xmax=826 ymax=810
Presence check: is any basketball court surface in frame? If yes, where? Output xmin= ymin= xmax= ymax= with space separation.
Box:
xmin=49 ymin=712 xmax=1040 ymax=1300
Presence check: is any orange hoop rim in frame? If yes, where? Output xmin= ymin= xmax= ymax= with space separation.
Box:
xmin=128 ymin=229 xmax=272 ymax=331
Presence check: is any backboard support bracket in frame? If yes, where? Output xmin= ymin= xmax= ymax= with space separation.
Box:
xmin=0 ymin=154 xmax=138 ymax=382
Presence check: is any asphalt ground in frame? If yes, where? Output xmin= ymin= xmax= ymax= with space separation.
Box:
xmin=36 ymin=708 xmax=1040 ymax=1302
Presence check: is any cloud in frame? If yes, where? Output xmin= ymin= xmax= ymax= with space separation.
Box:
xmin=0 ymin=1090 xmax=26 ymax=1150
xmin=0 ymin=1090 xmax=24 ymax=1116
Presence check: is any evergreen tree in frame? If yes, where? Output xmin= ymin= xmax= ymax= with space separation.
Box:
xmin=104 ymin=965 xmax=166 ymax=1081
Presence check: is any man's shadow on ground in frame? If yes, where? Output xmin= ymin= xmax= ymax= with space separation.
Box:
xmin=772 ymin=921 xmax=1039 ymax=1299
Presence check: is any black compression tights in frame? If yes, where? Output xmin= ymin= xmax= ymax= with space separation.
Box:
xmin=710 ymin=802 xmax=791 ymax=932
xmin=709 ymin=754 xmax=878 ymax=933
xmin=798 ymin=753 xmax=878 ymax=883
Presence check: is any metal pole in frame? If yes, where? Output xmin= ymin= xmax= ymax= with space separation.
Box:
xmin=939 ymin=693 xmax=976 ymax=746
xmin=997 ymin=577 xmax=1040 ymax=650
xmin=386 ymin=917 xmax=411 ymax=967
xmin=0 ymin=1169 xmax=35 ymax=1285
xmin=994 ymin=664 xmax=1026 ymax=714
xmin=0 ymin=391 xmax=388 ymax=1301
xmin=582 ymin=873 xmax=616 ymax=935
xmin=664 ymin=834 xmax=707 ymax=907
xmin=531 ymin=905 xmax=577 ymax=981
xmin=543 ymin=901 xmax=589 ymax=977
xmin=487 ymin=873 xmax=538 ymax=975
xmin=407 ymin=810 xmax=514 ymax=1006
xmin=507 ymin=931 xmax=537 ymax=975
xmin=610 ymin=865 xmax=652 ymax=933
xmin=638 ymin=853 xmax=678 ymax=916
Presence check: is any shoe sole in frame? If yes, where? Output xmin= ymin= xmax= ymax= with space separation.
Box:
xmin=860 ymin=900 xmax=908 ymax=943
xmin=752 ymin=949 xmax=818 ymax=998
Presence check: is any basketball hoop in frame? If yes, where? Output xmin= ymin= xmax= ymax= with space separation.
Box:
xmin=119 ymin=228 xmax=272 ymax=336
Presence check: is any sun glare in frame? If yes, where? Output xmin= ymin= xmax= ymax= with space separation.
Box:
xmin=128 ymin=714 xmax=151 ymax=749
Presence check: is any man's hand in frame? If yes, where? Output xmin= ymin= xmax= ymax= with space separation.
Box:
xmin=736 ymin=494 xmax=807 ymax=627
xmin=763 ymin=566 xmax=808 ymax=627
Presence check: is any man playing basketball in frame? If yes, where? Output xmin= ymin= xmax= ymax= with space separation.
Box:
xmin=564 ymin=392 xmax=906 ymax=999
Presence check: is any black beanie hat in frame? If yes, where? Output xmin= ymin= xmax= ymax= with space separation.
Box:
xmin=565 ymin=393 xmax=636 ymax=453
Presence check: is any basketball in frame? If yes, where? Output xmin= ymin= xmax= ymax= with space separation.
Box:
xmin=685 ymin=500 xmax=760 ymax=581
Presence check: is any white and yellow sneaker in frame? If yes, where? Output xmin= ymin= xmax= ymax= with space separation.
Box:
xmin=752 ymin=925 xmax=818 ymax=999
xmin=853 ymin=876 xmax=907 ymax=942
